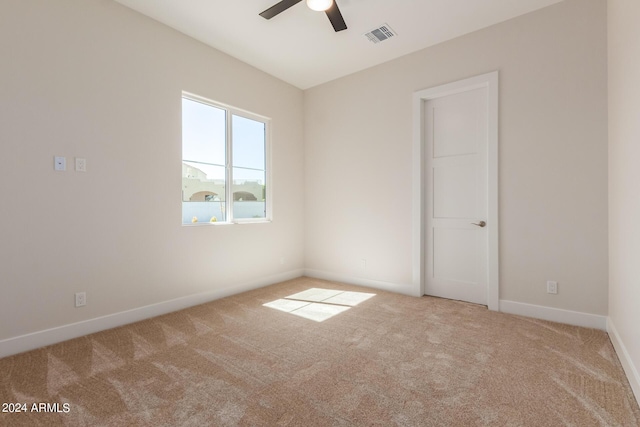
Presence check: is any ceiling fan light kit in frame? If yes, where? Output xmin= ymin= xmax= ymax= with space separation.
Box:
xmin=306 ymin=0 xmax=333 ymax=12
xmin=260 ymin=0 xmax=347 ymax=32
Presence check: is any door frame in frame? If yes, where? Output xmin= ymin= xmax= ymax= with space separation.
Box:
xmin=412 ymin=71 xmax=499 ymax=310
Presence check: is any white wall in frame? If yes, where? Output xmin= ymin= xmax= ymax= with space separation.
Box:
xmin=608 ymin=0 xmax=640 ymax=401
xmin=304 ymin=0 xmax=609 ymax=315
xmin=0 ymin=0 xmax=304 ymax=344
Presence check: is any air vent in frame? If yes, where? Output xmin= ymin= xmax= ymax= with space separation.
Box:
xmin=364 ymin=24 xmax=397 ymax=44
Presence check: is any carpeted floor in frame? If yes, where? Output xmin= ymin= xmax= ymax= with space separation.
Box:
xmin=1 ymin=277 xmax=639 ymax=426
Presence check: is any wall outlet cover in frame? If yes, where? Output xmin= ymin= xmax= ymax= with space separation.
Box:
xmin=54 ymin=156 xmax=66 ymax=171
xmin=75 ymin=292 xmax=86 ymax=307
xmin=75 ymin=157 xmax=87 ymax=172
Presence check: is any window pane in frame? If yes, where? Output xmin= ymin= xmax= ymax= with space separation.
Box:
xmin=183 ymin=162 xmax=226 ymax=202
xmin=182 ymin=162 xmax=226 ymax=224
xmin=182 ymin=201 xmax=226 ymax=224
xmin=232 ymin=115 xmax=265 ymax=170
xmin=182 ymin=95 xmax=269 ymax=224
xmin=182 ymin=98 xmax=226 ymax=166
xmin=233 ymin=167 xmax=266 ymax=219
xmin=233 ymin=200 xmax=265 ymax=219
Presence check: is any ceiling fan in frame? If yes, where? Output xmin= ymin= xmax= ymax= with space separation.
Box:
xmin=259 ymin=0 xmax=347 ymax=32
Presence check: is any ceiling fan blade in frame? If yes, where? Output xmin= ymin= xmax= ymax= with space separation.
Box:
xmin=259 ymin=0 xmax=303 ymax=19
xmin=325 ymin=1 xmax=347 ymax=32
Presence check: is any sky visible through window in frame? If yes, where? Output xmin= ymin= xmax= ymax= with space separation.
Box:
xmin=182 ymin=98 xmax=265 ymax=183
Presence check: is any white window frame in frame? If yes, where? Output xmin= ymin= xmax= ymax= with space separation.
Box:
xmin=182 ymin=92 xmax=272 ymax=225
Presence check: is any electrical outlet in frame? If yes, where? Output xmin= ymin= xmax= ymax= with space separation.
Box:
xmin=546 ymin=281 xmax=558 ymax=294
xmin=75 ymin=157 xmax=87 ymax=172
xmin=75 ymin=292 xmax=86 ymax=307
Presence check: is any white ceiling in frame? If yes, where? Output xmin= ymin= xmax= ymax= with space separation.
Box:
xmin=114 ymin=0 xmax=563 ymax=89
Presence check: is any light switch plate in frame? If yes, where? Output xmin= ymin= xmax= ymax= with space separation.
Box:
xmin=54 ymin=156 xmax=66 ymax=171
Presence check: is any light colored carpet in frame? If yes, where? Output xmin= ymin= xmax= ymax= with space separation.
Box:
xmin=1 ymin=277 xmax=638 ymax=426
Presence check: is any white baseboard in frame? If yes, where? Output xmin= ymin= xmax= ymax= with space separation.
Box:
xmin=499 ymin=300 xmax=607 ymax=330
xmin=0 ymin=269 xmax=304 ymax=359
xmin=304 ymin=269 xmax=419 ymax=297
xmin=303 ymin=272 xmax=608 ymax=332
xmin=607 ymin=318 xmax=640 ymax=404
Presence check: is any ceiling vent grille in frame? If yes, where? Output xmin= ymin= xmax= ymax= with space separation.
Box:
xmin=364 ymin=24 xmax=397 ymax=44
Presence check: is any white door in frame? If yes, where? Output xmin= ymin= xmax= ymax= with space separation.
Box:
xmin=425 ymin=87 xmax=489 ymax=305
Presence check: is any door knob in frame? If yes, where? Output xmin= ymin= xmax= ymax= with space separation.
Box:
xmin=471 ymin=221 xmax=486 ymax=228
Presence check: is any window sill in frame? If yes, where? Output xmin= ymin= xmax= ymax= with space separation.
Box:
xmin=182 ymin=219 xmax=271 ymax=227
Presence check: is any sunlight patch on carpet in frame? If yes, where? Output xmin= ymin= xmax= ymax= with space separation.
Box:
xmin=263 ymin=299 xmax=311 ymax=313
xmin=285 ymin=288 xmax=343 ymax=302
xmin=321 ymin=291 xmax=377 ymax=306
xmin=263 ymin=289 xmax=376 ymax=322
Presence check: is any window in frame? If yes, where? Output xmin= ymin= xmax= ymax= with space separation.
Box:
xmin=181 ymin=94 xmax=269 ymax=225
